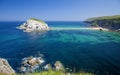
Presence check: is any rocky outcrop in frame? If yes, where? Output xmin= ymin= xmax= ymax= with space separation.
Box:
xmin=19 ymin=56 xmax=45 ymax=73
xmin=17 ymin=18 xmax=49 ymax=32
xmin=54 ymin=61 xmax=65 ymax=71
xmin=116 ymin=29 xmax=120 ymax=32
xmin=44 ymin=64 xmax=52 ymax=70
xmin=19 ymin=55 xmax=65 ymax=73
xmin=0 ymin=58 xmax=15 ymax=75
xmin=43 ymin=61 xmax=65 ymax=71
xmin=84 ymin=15 xmax=120 ymax=30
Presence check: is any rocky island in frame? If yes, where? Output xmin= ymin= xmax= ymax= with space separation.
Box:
xmin=17 ymin=18 xmax=49 ymax=32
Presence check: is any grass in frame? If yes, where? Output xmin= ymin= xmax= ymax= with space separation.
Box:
xmin=29 ymin=18 xmax=46 ymax=24
xmin=17 ymin=70 xmax=94 ymax=75
xmin=0 ymin=70 xmax=94 ymax=75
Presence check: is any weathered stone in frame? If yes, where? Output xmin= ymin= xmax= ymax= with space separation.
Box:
xmin=19 ymin=56 xmax=45 ymax=73
xmin=116 ymin=29 xmax=120 ymax=32
xmin=54 ymin=61 xmax=65 ymax=71
xmin=44 ymin=64 xmax=52 ymax=70
xmin=17 ymin=18 xmax=49 ymax=32
xmin=0 ymin=58 xmax=15 ymax=75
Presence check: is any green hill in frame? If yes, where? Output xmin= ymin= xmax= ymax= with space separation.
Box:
xmin=84 ymin=15 xmax=120 ymax=30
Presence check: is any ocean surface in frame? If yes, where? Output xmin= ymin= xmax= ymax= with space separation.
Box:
xmin=0 ymin=21 xmax=120 ymax=75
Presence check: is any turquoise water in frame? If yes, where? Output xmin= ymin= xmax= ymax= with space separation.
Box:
xmin=0 ymin=22 xmax=120 ymax=75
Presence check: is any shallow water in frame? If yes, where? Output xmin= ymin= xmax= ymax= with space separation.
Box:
xmin=0 ymin=21 xmax=120 ymax=75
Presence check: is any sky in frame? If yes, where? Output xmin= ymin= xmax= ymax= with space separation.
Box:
xmin=0 ymin=0 xmax=120 ymax=21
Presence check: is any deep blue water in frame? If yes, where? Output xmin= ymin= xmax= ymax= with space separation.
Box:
xmin=0 ymin=21 xmax=120 ymax=75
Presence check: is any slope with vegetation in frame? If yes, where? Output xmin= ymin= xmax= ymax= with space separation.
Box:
xmin=84 ymin=15 xmax=120 ymax=30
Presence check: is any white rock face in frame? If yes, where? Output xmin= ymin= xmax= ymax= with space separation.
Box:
xmin=44 ymin=64 xmax=52 ymax=70
xmin=18 ymin=18 xmax=49 ymax=32
xmin=54 ymin=61 xmax=65 ymax=71
xmin=19 ymin=56 xmax=45 ymax=73
xmin=0 ymin=58 xmax=15 ymax=75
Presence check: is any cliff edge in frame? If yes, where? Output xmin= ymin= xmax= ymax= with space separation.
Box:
xmin=0 ymin=58 xmax=15 ymax=75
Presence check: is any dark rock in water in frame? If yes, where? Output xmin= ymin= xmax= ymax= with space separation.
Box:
xmin=99 ymin=28 xmax=103 ymax=31
xmin=54 ymin=61 xmax=65 ymax=71
xmin=0 ymin=58 xmax=15 ymax=75
xmin=19 ymin=56 xmax=45 ymax=73
xmin=116 ymin=29 xmax=120 ymax=32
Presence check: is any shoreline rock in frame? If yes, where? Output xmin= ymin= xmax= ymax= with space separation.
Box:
xmin=54 ymin=61 xmax=65 ymax=71
xmin=17 ymin=18 xmax=49 ymax=32
xmin=19 ymin=56 xmax=45 ymax=73
xmin=0 ymin=58 xmax=15 ymax=75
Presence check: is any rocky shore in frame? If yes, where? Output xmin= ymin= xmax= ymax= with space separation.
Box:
xmin=84 ymin=15 xmax=120 ymax=32
xmin=17 ymin=18 xmax=49 ymax=32
xmin=19 ymin=56 xmax=65 ymax=73
xmin=0 ymin=58 xmax=15 ymax=75
xmin=0 ymin=56 xmax=65 ymax=74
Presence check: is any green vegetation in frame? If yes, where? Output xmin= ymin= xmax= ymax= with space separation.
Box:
xmin=29 ymin=18 xmax=46 ymax=24
xmin=0 ymin=70 xmax=94 ymax=75
xmin=85 ymin=15 xmax=120 ymax=29
xmin=16 ymin=70 xmax=94 ymax=75
xmin=91 ymin=21 xmax=99 ymax=27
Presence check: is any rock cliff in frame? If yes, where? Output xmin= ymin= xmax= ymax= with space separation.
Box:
xmin=0 ymin=58 xmax=15 ymax=75
xmin=17 ymin=18 xmax=49 ymax=32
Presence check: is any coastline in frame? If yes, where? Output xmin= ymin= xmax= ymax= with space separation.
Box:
xmin=51 ymin=27 xmax=109 ymax=31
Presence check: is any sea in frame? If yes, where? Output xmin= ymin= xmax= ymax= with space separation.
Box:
xmin=0 ymin=21 xmax=120 ymax=75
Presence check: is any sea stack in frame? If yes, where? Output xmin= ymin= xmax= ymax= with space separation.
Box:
xmin=17 ymin=18 xmax=49 ymax=32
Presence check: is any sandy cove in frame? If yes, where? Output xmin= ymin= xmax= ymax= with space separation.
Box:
xmin=51 ymin=27 xmax=109 ymax=31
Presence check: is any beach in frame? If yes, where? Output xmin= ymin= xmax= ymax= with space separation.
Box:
xmin=51 ymin=27 xmax=109 ymax=31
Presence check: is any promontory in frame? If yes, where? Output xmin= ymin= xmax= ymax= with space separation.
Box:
xmin=84 ymin=15 xmax=120 ymax=31
xmin=17 ymin=18 xmax=49 ymax=32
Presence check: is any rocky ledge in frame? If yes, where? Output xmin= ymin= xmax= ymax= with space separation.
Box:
xmin=19 ymin=56 xmax=65 ymax=73
xmin=19 ymin=56 xmax=45 ymax=73
xmin=17 ymin=18 xmax=49 ymax=32
xmin=0 ymin=58 xmax=15 ymax=75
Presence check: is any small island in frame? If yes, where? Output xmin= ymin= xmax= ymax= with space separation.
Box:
xmin=17 ymin=18 xmax=49 ymax=32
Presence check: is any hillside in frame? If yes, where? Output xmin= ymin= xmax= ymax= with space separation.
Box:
xmin=84 ymin=15 xmax=120 ymax=30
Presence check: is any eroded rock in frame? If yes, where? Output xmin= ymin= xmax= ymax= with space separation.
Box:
xmin=54 ymin=61 xmax=65 ymax=71
xmin=19 ymin=56 xmax=45 ymax=73
xmin=0 ymin=58 xmax=15 ymax=75
xmin=17 ymin=18 xmax=49 ymax=32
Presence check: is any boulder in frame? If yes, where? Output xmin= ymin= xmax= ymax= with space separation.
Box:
xmin=44 ymin=64 xmax=52 ymax=70
xmin=99 ymin=28 xmax=103 ymax=31
xmin=0 ymin=58 xmax=15 ymax=75
xmin=116 ymin=29 xmax=120 ymax=32
xmin=19 ymin=56 xmax=45 ymax=73
xmin=54 ymin=61 xmax=65 ymax=71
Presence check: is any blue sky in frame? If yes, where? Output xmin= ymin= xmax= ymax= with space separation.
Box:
xmin=0 ymin=0 xmax=120 ymax=21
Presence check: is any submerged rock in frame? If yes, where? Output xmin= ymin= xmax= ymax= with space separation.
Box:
xmin=19 ymin=56 xmax=45 ymax=73
xmin=0 ymin=58 xmax=15 ymax=75
xmin=17 ymin=18 xmax=49 ymax=32
xmin=116 ymin=29 xmax=120 ymax=32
